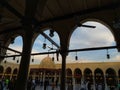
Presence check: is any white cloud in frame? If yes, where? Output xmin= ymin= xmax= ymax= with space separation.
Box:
xmin=70 ymin=21 xmax=115 ymax=49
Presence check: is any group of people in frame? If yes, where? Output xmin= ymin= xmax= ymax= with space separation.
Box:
xmin=0 ymin=78 xmax=16 ymax=90
xmin=26 ymin=78 xmax=59 ymax=90
xmin=80 ymin=81 xmax=92 ymax=90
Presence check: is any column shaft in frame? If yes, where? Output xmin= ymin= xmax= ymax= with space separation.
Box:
xmin=60 ymin=53 xmax=67 ymax=90
xmin=14 ymin=26 xmax=33 ymax=90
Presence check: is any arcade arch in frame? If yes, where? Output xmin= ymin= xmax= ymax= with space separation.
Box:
xmin=69 ymin=20 xmax=116 ymax=62
xmin=84 ymin=68 xmax=93 ymax=83
xmin=4 ymin=67 xmax=12 ymax=79
xmin=105 ymin=68 xmax=117 ymax=89
xmin=74 ymin=68 xmax=82 ymax=84
xmin=66 ymin=68 xmax=72 ymax=84
xmin=94 ymin=68 xmax=105 ymax=90
xmin=31 ymin=29 xmax=60 ymax=64
xmin=12 ymin=68 xmax=18 ymax=79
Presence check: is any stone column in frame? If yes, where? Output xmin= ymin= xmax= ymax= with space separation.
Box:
xmin=104 ymin=74 xmax=108 ymax=90
xmin=93 ymin=75 xmax=96 ymax=90
xmin=73 ymin=77 xmax=76 ymax=90
xmin=60 ymin=51 xmax=67 ymax=90
xmin=14 ymin=23 xmax=33 ymax=90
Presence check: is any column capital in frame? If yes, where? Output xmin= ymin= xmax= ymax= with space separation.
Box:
xmin=59 ymin=49 xmax=68 ymax=56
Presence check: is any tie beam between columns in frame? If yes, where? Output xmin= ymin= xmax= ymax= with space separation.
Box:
xmin=3 ymin=45 xmax=117 ymax=58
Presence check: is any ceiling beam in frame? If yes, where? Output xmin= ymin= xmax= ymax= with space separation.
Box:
xmin=0 ymin=45 xmax=21 ymax=54
xmin=0 ymin=0 xmax=59 ymax=49
xmin=0 ymin=0 xmax=23 ymax=18
xmin=0 ymin=26 xmax=22 ymax=35
xmin=4 ymin=45 xmax=117 ymax=57
xmin=68 ymin=46 xmax=117 ymax=52
xmin=36 ymin=2 xmax=120 ymax=26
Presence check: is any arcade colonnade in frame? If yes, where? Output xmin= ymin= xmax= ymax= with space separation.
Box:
xmin=0 ymin=57 xmax=120 ymax=89
xmin=0 ymin=0 xmax=120 ymax=90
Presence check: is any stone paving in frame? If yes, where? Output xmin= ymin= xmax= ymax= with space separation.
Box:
xmin=35 ymin=85 xmax=61 ymax=90
xmin=34 ymin=85 xmax=119 ymax=90
xmin=35 ymin=84 xmax=81 ymax=90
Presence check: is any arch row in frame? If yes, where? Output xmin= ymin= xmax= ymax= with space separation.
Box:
xmin=0 ymin=17 xmax=119 ymax=62
xmin=0 ymin=64 xmax=120 ymax=89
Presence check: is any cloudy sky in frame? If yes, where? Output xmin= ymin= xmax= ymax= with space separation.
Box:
xmin=6 ymin=21 xmax=120 ymax=64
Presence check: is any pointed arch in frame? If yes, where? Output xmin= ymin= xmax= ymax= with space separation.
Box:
xmin=7 ymin=36 xmax=23 ymax=63
xmin=106 ymin=68 xmax=117 ymax=88
xmin=84 ymin=68 xmax=93 ymax=83
xmin=32 ymin=29 xmax=60 ymax=64
xmin=69 ymin=19 xmax=116 ymax=62
xmin=12 ymin=68 xmax=18 ymax=79
xmin=94 ymin=68 xmax=105 ymax=89
xmin=74 ymin=68 xmax=82 ymax=84
xmin=66 ymin=68 xmax=72 ymax=84
xmin=4 ymin=67 xmax=12 ymax=79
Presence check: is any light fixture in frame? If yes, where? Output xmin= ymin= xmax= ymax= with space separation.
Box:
xmin=42 ymin=43 xmax=46 ymax=49
xmin=49 ymin=30 xmax=54 ymax=37
xmin=13 ymin=53 xmax=16 ymax=60
xmin=4 ymin=60 xmax=6 ymax=63
xmin=56 ymin=50 xmax=59 ymax=61
xmin=13 ymin=56 xmax=16 ymax=60
xmin=42 ymin=38 xmax=47 ymax=49
xmin=52 ymin=54 xmax=54 ymax=61
xmin=4 ymin=56 xmax=7 ymax=63
xmin=16 ymin=57 xmax=19 ymax=63
xmin=17 ymin=60 xmax=19 ymax=63
xmin=75 ymin=52 xmax=78 ymax=60
xmin=106 ymin=49 xmax=110 ymax=59
xmin=32 ymin=56 xmax=34 ymax=62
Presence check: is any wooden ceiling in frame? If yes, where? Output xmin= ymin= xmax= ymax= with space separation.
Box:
xmin=0 ymin=0 xmax=120 ymax=53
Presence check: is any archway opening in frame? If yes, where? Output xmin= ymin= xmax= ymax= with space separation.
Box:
xmin=106 ymin=68 xmax=117 ymax=89
xmin=5 ymin=36 xmax=23 ymax=64
xmin=74 ymin=68 xmax=82 ymax=84
xmin=69 ymin=21 xmax=119 ymax=63
xmin=66 ymin=68 xmax=72 ymax=84
xmin=94 ymin=68 xmax=105 ymax=90
xmin=12 ymin=68 xmax=18 ymax=79
xmin=4 ymin=67 xmax=12 ymax=79
xmin=31 ymin=29 xmax=60 ymax=64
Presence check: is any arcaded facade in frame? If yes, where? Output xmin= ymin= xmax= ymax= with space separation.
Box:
xmin=0 ymin=56 xmax=120 ymax=90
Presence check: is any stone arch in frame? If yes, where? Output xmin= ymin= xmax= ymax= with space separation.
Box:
xmin=74 ymin=68 xmax=82 ymax=84
xmin=31 ymin=28 xmax=60 ymax=63
xmin=0 ymin=35 xmax=23 ymax=62
xmin=7 ymin=36 xmax=23 ymax=63
xmin=0 ymin=65 xmax=4 ymax=78
xmin=106 ymin=68 xmax=117 ymax=88
xmin=66 ymin=68 xmax=72 ymax=76
xmin=66 ymin=68 xmax=72 ymax=84
xmin=94 ymin=68 xmax=105 ymax=89
xmin=69 ymin=18 xmax=116 ymax=49
xmin=12 ymin=68 xmax=18 ymax=79
xmin=84 ymin=68 xmax=93 ymax=83
xmin=81 ymin=18 xmax=114 ymax=34
xmin=4 ymin=67 xmax=12 ymax=79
